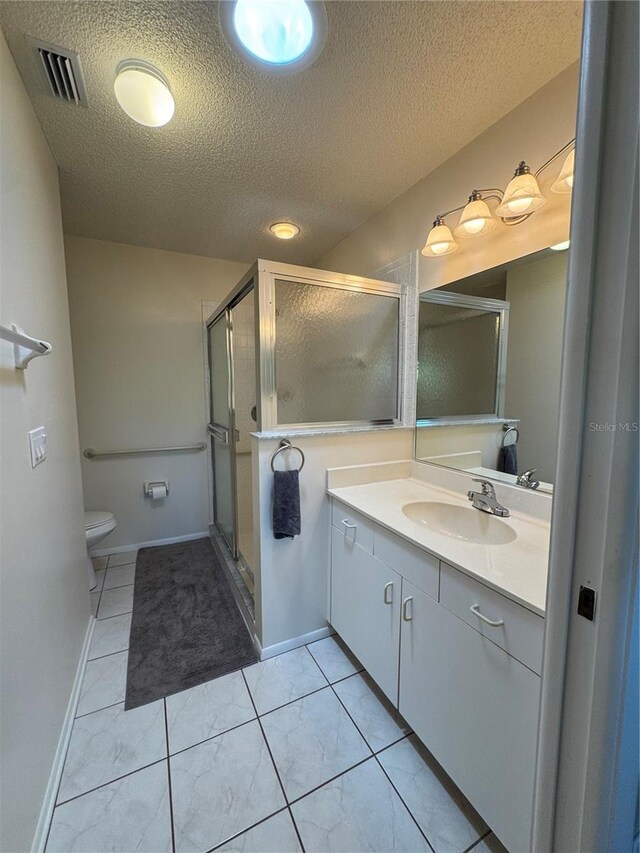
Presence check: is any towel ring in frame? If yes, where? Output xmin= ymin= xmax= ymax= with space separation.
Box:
xmin=270 ymin=439 xmax=305 ymax=473
xmin=502 ymin=425 xmax=519 ymax=447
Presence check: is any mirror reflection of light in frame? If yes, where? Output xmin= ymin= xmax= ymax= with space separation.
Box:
xmin=233 ymin=0 xmax=314 ymax=65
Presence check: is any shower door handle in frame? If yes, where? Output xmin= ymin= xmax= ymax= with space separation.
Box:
xmin=208 ymin=423 xmax=229 ymax=444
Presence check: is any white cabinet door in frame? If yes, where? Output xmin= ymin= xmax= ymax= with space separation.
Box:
xmin=399 ymin=579 xmax=540 ymax=853
xmin=331 ymin=525 xmax=401 ymax=704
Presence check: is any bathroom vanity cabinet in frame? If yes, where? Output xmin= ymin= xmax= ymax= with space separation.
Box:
xmin=329 ymin=497 xmax=544 ymax=853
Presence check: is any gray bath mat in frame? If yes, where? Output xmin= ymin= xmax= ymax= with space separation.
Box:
xmin=124 ymin=537 xmax=257 ymax=709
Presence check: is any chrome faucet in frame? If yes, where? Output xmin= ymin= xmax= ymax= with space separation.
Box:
xmin=467 ymin=479 xmax=510 ymax=517
xmin=516 ymin=468 xmax=540 ymax=489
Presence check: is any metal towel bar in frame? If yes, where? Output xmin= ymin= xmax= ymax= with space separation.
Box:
xmin=84 ymin=443 xmax=206 ymax=459
xmin=501 ymin=424 xmax=519 ymax=447
xmin=270 ymin=439 xmax=305 ymax=473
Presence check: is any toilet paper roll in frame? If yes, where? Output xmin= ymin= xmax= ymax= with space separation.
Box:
xmin=150 ymin=484 xmax=167 ymax=500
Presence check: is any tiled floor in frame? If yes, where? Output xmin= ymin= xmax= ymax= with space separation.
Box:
xmin=48 ymin=550 xmax=504 ymax=853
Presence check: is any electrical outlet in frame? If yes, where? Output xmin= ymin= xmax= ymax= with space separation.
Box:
xmin=28 ymin=427 xmax=47 ymax=468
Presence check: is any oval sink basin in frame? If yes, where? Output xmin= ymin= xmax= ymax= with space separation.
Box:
xmin=402 ymin=501 xmax=517 ymax=545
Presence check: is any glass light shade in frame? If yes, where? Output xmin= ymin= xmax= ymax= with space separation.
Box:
xmin=496 ymin=172 xmax=546 ymax=217
xmin=421 ymin=223 xmax=458 ymax=257
xmin=454 ymin=198 xmax=496 ymax=238
xmin=233 ymin=0 xmax=314 ymax=65
xmin=114 ymin=62 xmax=174 ymax=127
xmin=270 ymin=222 xmax=300 ymax=239
xmin=551 ymin=149 xmax=575 ymax=193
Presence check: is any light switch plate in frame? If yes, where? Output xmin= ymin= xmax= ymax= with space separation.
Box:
xmin=28 ymin=427 xmax=47 ymax=468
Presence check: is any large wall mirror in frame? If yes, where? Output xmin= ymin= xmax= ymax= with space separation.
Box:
xmin=415 ymin=246 xmax=569 ymax=493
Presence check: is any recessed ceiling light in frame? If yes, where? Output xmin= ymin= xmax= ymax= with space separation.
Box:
xmin=114 ymin=60 xmax=175 ymax=127
xmin=219 ymin=0 xmax=327 ymax=75
xmin=270 ymin=222 xmax=300 ymax=239
xmin=550 ymin=240 xmax=571 ymax=251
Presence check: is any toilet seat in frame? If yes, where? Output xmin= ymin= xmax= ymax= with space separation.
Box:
xmin=84 ymin=511 xmax=115 ymax=532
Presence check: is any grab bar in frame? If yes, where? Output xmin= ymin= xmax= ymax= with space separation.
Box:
xmin=0 ymin=323 xmax=52 ymax=369
xmin=84 ymin=442 xmax=206 ymax=459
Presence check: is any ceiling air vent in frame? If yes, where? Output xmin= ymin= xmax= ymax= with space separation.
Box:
xmin=27 ymin=37 xmax=87 ymax=105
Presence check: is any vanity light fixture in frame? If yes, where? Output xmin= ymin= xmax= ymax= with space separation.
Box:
xmin=270 ymin=221 xmax=300 ymax=239
xmin=114 ymin=60 xmax=174 ymax=127
xmin=422 ymin=139 xmax=576 ymax=258
xmin=454 ymin=191 xmax=497 ymax=238
xmin=421 ymin=216 xmax=458 ymax=257
xmin=551 ymin=148 xmax=575 ymax=193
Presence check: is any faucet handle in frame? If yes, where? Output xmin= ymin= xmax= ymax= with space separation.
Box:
xmin=471 ymin=478 xmax=496 ymax=498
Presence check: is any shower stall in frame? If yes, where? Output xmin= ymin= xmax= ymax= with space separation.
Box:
xmin=206 ymin=259 xmax=406 ymax=640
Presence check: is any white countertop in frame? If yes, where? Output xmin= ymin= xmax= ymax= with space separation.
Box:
xmin=328 ymin=477 xmax=550 ymax=616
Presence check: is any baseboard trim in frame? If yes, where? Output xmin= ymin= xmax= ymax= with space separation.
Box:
xmin=259 ymin=626 xmax=334 ymax=661
xmin=90 ymin=531 xmax=209 ymax=557
xmin=32 ymin=615 xmax=95 ymax=853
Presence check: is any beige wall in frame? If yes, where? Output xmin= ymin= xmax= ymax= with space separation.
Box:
xmin=505 ymin=251 xmax=567 ymax=481
xmin=0 ymin=34 xmax=88 ymax=852
xmin=316 ymin=65 xmax=578 ymax=292
xmin=65 ymin=236 xmax=248 ymax=549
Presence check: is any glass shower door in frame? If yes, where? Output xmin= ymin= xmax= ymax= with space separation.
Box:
xmin=208 ymin=312 xmax=237 ymax=556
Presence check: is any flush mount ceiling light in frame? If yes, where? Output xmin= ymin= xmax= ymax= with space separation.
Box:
xmin=114 ymin=60 xmax=174 ymax=127
xmin=270 ymin=222 xmax=300 ymax=239
xmin=422 ymin=139 xmax=576 ymax=259
xmin=219 ymin=0 xmax=327 ymax=75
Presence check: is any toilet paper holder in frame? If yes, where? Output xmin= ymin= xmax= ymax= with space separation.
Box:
xmin=144 ymin=481 xmax=169 ymax=498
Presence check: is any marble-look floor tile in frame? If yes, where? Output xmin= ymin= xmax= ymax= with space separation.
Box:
xmin=108 ymin=550 xmax=138 ymax=568
xmin=97 ymin=584 xmax=134 ymax=619
xmin=47 ymin=761 xmax=171 ymax=852
xmin=88 ymin=614 xmax=132 ymax=661
xmin=92 ymin=555 xmax=108 ymax=570
xmin=92 ymin=569 xmax=106 ymax=593
xmin=469 ymin=832 xmax=508 ymax=853
xmin=77 ymin=650 xmax=128 ymax=716
xmin=58 ymin=700 xmax=166 ymax=803
xmin=292 ymin=758 xmax=428 ymax=852
xmin=170 ymin=720 xmax=285 ymax=853
xmin=261 ymin=687 xmax=370 ymax=802
xmin=90 ymin=593 xmax=100 ymax=617
xmin=214 ymin=810 xmax=301 ymax=852
xmin=104 ymin=563 xmax=135 ymax=589
xmin=243 ymin=647 xmax=327 ymax=715
xmin=306 ymin=636 xmax=362 ymax=683
xmin=378 ymin=735 xmax=488 ymax=853
xmin=333 ymin=672 xmax=410 ymax=752
xmin=166 ymin=670 xmax=256 ymax=754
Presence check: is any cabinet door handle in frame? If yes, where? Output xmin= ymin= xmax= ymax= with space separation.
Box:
xmin=341 ymin=519 xmax=357 ymax=540
xmin=402 ymin=597 xmax=413 ymax=621
xmin=470 ymin=603 xmax=505 ymax=627
xmin=383 ymin=582 xmax=394 ymax=604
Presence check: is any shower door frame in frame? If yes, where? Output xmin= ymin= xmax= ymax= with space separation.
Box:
xmin=207 ymin=266 xmax=259 ymax=559
xmin=254 ymin=259 xmax=406 ymax=432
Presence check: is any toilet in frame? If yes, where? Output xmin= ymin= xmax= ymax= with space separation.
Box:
xmin=85 ymin=511 xmax=117 ymax=590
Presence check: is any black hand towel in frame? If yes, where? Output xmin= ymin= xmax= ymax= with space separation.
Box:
xmin=272 ymin=469 xmax=301 ymax=540
xmin=497 ymin=443 xmax=518 ymax=475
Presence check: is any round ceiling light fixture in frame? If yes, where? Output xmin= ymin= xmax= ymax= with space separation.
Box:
xmin=219 ymin=0 xmax=327 ymax=74
xmin=114 ymin=60 xmax=175 ymax=127
xmin=270 ymin=222 xmax=300 ymax=239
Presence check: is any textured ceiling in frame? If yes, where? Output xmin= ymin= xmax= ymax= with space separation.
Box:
xmin=0 ymin=1 xmax=582 ymax=265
